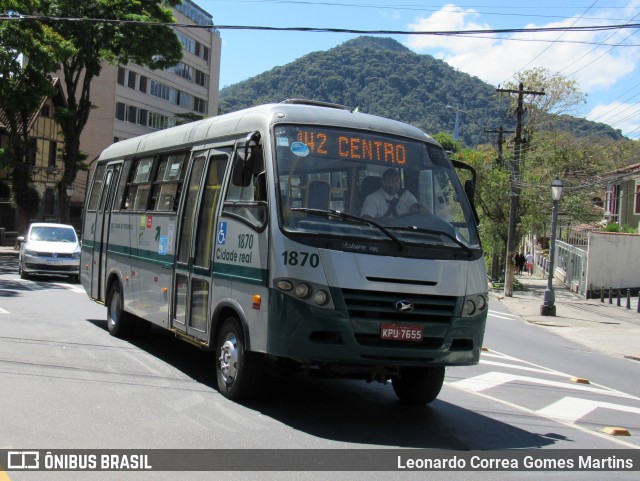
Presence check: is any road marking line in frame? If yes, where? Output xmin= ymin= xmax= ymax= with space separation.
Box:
xmin=449 ymin=371 xmax=637 ymax=400
xmin=488 ymin=310 xmax=520 ymax=320
xmin=480 ymin=360 xmax=569 ymax=377
xmin=0 ymin=308 xmax=9 ymax=314
xmin=447 ymin=382 xmax=640 ymax=449
xmin=537 ymin=396 xmax=640 ymax=423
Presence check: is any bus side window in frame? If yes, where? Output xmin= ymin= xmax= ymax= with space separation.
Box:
xmin=86 ymin=164 xmax=107 ymax=211
xmin=114 ymin=161 xmax=132 ymax=210
xmin=151 ymin=152 xmax=188 ymax=212
xmin=223 ymin=145 xmax=267 ymax=228
xmin=124 ymin=157 xmax=155 ymax=211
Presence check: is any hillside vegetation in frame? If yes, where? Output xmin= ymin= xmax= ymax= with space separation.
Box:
xmin=219 ymin=36 xmax=623 ymax=147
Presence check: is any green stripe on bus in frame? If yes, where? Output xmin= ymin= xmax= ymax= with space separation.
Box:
xmin=213 ymin=262 xmax=268 ymax=285
xmin=84 ymin=241 xmax=266 ymax=283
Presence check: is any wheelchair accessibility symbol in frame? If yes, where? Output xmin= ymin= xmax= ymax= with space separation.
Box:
xmin=217 ymin=222 xmax=227 ymax=245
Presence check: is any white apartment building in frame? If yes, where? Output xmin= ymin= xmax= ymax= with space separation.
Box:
xmin=73 ymin=0 xmax=221 ymax=221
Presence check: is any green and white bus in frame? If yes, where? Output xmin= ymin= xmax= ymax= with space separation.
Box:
xmin=81 ymin=99 xmax=487 ymax=404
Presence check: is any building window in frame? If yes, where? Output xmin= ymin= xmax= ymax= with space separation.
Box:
xmin=138 ymin=109 xmax=148 ymax=126
xmin=195 ymin=43 xmax=209 ymax=62
xmin=41 ymin=103 xmax=51 ymax=117
xmin=48 ymin=141 xmax=57 ymax=167
xmin=115 ymin=102 xmax=126 ymax=121
xmin=167 ymin=62 xmax=193 ymax=82
xmin=126 ymin=105 xmax=136 ymax=123
xmin=195 ymin=70 xmax=208 ymax=88
xmin=148 ymin=112 xmax=169 ymax=130
xmin=194 ymin=97 xmax=207 ymax=114
xmin=635 ymin=181 xmax=640 ymax=215
xmin=139 ymin=76 xmax=147 ymax=93
xmin=177 ymin=32 xmax=196 ymax=54
xmin=177 ymin=91 xmax=193 ymax=109
xmin=149 ymin=80 xmax=177 ymax=103
xmin=117 ymin=67 xmax=126 ymax=85
xmin=127 ymin=71 xmax=136 ymax=89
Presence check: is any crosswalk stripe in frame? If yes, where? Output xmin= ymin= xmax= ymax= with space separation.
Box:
xmin=537 ymin=396 xmax=640 ymax=423
xmin=449 ymin=371 xmax=638 ymax=400
xmin=480 ymin=359 xmax=569 ymax=377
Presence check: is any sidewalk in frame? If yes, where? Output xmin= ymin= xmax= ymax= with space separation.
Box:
xmin=0 ymin=245 xmax=19 ymax=256
xmin=492 ymin=274 xmax=640 ymax=362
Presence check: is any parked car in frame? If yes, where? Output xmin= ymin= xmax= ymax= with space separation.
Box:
xmin=17 ymin=223 xmax=80 ymax=282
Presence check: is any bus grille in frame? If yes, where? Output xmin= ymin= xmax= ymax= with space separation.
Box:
xmin=341 ymin=288 xmax=457 ymax=348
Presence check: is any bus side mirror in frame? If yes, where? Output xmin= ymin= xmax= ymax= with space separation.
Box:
xmin=464 ymin=179 xmax=480 ymax=226
xmin=232 ymin=151 xmax=253 ymax=187
xmin=232 ymin=131 xmax=261 ymax=187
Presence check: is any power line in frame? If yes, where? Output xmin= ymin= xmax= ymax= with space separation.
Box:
xmin=3 ymin=14 xmax=640 ymax=36
xmin=511 ymin=0 xmax=599 ymax=79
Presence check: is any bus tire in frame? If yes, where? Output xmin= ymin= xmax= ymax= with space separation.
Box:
xmin=392 ymin=366 xmax=445 ymax=405
xmin=106 ymin=282 xmax=135 ymax=338
xmin=215 ymin=316 xmax=262 ymax=400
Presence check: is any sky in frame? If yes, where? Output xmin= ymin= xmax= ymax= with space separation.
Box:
xmin=198 ymin=0 xmax=640 ymax=139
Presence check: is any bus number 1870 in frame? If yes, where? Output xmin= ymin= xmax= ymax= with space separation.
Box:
xmin=282 ymin=251 xmax=320 ymax=268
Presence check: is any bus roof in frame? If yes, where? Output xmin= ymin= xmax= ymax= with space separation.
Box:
xmin=97 ymin=100 xmax=437 ymax=161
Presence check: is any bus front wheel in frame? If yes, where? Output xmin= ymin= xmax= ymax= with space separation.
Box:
xmin=107 ymin=283 xmax=135 ymax=338
xmin=215 ymin=316 xmax=262 ymax=400
xmin=391 ymin=366 xmax=445 ymax=405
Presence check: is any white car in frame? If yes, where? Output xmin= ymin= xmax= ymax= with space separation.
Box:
xmin=17 ymin=223 xmax=81 ymax=282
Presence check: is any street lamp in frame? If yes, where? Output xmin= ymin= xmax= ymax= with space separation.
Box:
xmin=65 ymin=184 xmax=74 ymax=198
xmin=541 ymin=178 xmax=563 ymax=316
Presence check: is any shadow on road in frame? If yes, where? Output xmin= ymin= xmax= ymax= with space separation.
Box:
xmin=84 ymin=319 xmax=559 ymax=451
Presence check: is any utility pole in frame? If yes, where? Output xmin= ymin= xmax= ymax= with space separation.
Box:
xmin=485 ymin=125 xmax=514 ymax=168
xmin=485 ymin=125 xmax=514 ymax=280
xmin=497 ymin=83 xmax=544 ymax=297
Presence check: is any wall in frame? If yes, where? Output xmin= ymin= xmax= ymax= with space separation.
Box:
xmin=585 ymin=231 xmax=640 ymax=291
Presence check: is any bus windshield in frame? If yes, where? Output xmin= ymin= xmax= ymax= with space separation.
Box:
xmin=274 ymin=124 xmax=480 ymax=249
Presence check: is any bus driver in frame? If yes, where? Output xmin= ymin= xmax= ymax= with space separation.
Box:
xmin=361 ymin=168 xmax=427 ymax=220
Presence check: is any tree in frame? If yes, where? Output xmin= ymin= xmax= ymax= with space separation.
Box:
xmin=0 ymin=0 xmax=71 ymax=231
xmin=503 ymin=67 xmax=586 ymax=134
xmin=40 ymin=0 xmax=183 ymax=222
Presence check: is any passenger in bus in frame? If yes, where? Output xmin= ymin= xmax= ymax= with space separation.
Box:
xmin=360 ymin=168 xmax=427 ymax=220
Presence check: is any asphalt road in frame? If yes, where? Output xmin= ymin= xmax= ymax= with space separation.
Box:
xmin=0 ymin=255 xmax=638 ymax=481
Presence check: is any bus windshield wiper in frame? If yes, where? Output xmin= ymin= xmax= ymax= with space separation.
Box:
xmin=291 ymin=208 xmax=404 ymax=250
xmin=394 ymin=225 xmax=473 ymax=255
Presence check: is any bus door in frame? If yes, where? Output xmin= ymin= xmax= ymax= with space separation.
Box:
xmin=172 ymin=150 xmax=229 ymax=340
xmin=90 ymin=163 xmax=122 ymax=301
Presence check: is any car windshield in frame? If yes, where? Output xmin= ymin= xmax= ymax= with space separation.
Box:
xmin=274 ymin=124 xmax=480 ymax=249
xmin=30 ymin=226 xmax=77 ymax=243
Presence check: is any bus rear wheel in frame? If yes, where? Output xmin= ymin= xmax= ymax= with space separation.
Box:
xmin=215 ymin=316 xmax=262 ymax=400
xmin=107 ymin=282 xmax=135 ymax=338
xmin=392 ymin=366 xmax=445 ymax=405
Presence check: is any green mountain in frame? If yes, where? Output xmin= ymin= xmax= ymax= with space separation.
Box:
xmin=219 ymin=36 xmax=623 ymax=147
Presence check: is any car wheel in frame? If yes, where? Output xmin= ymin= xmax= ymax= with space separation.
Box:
xmin=106 ymin=282 xmax=135 ymax=338
xmin=18 ymin=264 xmax=28 ymax=280
xmin=215 ymin=316 xmax=262 ymax=400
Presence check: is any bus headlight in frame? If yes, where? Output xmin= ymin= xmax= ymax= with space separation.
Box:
xmin=462 ymin=294 xmax=487 ymax=317
xmin=294 ymin=283 xmax=310 ymax=298
xmin=274 ymin=278 xmax=333 ymax=309
xmin=277 ymin=280 xmax=293 ymax=291
xmin=312 ymin=290 xmax=328 ymax=306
